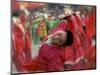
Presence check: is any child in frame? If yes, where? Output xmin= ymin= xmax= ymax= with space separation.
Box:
xmin=23 ymin=20 xmax=73 ymax=72
xmin=36 ymin=30 xmax=67 ymax=71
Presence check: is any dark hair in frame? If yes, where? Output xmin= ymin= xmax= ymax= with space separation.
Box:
xmin=60 ymin=15 xmax=71 ymax=20
xmin=12 ymin=11 xmax=19 ymax=17
xmin=64 ymin=30 xmax=73 ymax=46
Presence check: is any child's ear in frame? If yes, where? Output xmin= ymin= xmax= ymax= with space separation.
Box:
xmin=65 ymin=30 xmax=73 ymax=46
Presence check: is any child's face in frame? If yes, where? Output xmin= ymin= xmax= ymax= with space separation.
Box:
xmin=64 ymin=8 xmax=73 ymax=16
xmin=52 ymin=31 xmax=67 ymax=46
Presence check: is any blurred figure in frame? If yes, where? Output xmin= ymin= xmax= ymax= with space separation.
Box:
xmin=12 ymin=9 xmax=32 ymax=72
xmin=12 ymin=13 xmax=26 ymax=72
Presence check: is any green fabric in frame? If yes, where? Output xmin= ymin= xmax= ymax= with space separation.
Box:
xmin=31 ymin=19 xmax=40 ymax=45
xmin=45 ymin=19 xmax=60 ymax=30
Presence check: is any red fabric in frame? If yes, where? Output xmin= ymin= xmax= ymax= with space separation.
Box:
xmin=29 ymin=15 xmax=32 ymax=26
xmin=23 ymin=59 xmax=47 ymax=71
xmin=84 ymin=45 xmax=96 ymax=63
xmin=24 ymin=29 xmax=32 ymax=63
xmin=23 ymin=43 xmax=65 ymax=72
xmin=65 ymin=46 xmax=74 ymax=62
xmin=12 ymin=22 xmax=32 ymax=72
xmin=79 ymin=33 xmax=91 ymax=51
xmin=12 ymin=22 xmax=26 ymax=72
xmin=24 ymin=2 xmax=46 ymax=10
xmin=19 ymin=13 xmax=26 ymax=26
xmin=66 ymin=15 xmax=76 ymax=32
xmin=84 ymin=45 xmax=96 ymax=69
xmin=81 ymin=15 xmax=87 ymax=26
xmin=12 ymin=0 xmax=20 ymax=12
xmin=73 ymin=14 xmax=83 ymax=33
xmin=36 ymin=44 xmax=65 ymax=71
xmin=49 ymin=20 xmax=67 ymax=35
xmin=86 ymin=7 xmax=96 ymax=40
xmin=65 ymin=32 xmax=84 ymax=70
xmin=12 ymin=23 xmax=25 ymax=53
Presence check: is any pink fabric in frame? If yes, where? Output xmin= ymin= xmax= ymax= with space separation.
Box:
xmin=49 ymin=20 xmax=67 ymax=35
xmin=36 ymin=43 xmax=65 ymax=71
xmin=81 ymin=15 xmax=87 ymax=26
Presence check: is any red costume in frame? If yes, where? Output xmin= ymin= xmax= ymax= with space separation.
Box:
xmin=24 ymin=28 xmax=32 ymax=63
xmin=64 ymin=32 xmax=84 ymax=70
xmin=23 ymin=20 xmax=67 ymax=72
xmin=36 ymin=43 xmax=65 ymax=71
xmin=86 ymin=7 xmax=96 ymax=40
xmin=12 ymin=22 xmax=26 ymax=72
xmin=12 ymin=17 xmax=32 ymax=72
xmin=62 ymin=14 xmax=85 ymax=70
xmin=84 ymin=45 xmax=96 ymax=69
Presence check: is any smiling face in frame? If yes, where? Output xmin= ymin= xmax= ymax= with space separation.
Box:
xmin=51 ymin=31 xmax=67 ymax=46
